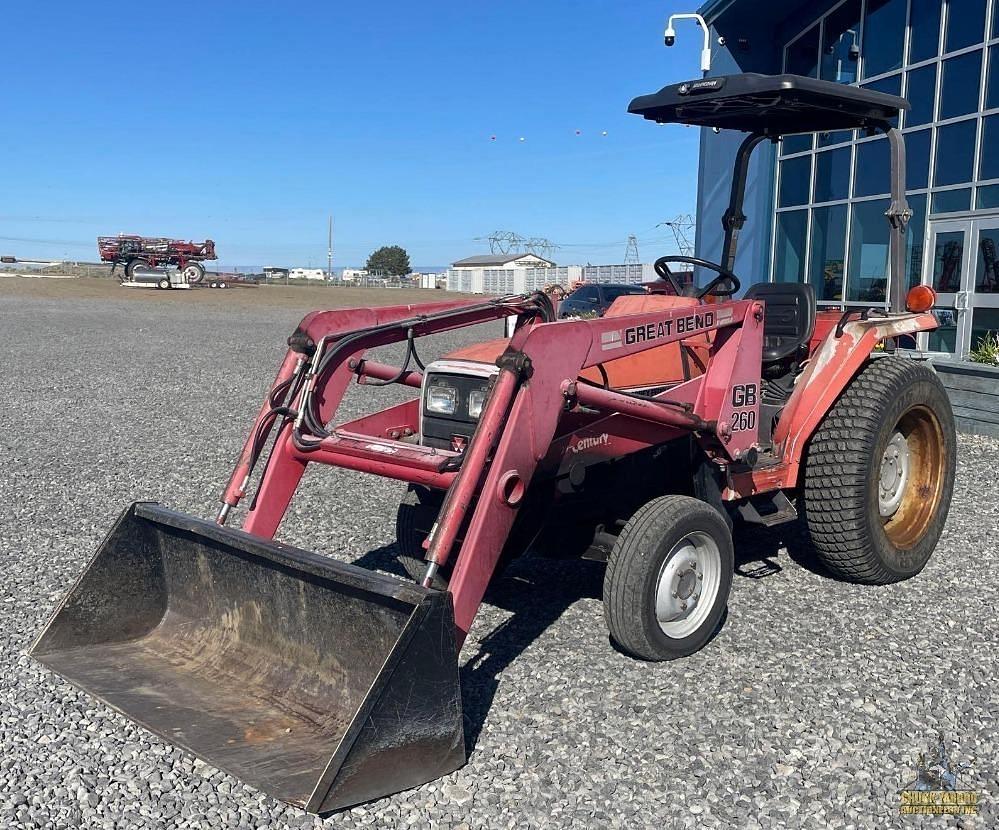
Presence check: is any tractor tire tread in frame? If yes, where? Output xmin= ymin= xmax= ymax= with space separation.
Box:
xmin=802 ymin=357 xmax=954 ymax=584
xmin=603 ymin=494 xmax=732 ymax=661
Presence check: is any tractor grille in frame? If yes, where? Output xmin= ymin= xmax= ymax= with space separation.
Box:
xmin=421 ymin=372 xmax=490 ymax=451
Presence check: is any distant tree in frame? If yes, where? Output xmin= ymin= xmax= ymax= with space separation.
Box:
xmin=366 ymin=245 xmax=411 ymax=277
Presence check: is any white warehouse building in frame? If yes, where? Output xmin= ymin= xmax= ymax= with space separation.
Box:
xmin=447 ymin=252 xmax=653 ymax=294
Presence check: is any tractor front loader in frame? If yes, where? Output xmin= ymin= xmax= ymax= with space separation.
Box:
xmin=32 ymin=74 xmax=956 ymax=814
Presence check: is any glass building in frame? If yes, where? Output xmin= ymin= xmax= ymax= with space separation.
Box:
xmin=695 ymin=0 xmax=999 ymax=361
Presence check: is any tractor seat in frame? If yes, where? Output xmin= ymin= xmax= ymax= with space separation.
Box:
xmin=744 ymin=283 xmax=816 ymax=363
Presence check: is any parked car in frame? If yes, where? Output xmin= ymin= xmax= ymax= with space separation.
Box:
xmin=558 ymin=283 xmax=647 ymax=317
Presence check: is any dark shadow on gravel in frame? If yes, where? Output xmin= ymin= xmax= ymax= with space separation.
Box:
xmin=458 ymin=555 xmax=604 ymax=753
xmin=350 ymin=542 xmax=410 ymax=578
xmin=733 ymin=518 xmax=839 ymax=580
xmin=350 ymin=543 xmax=606 ymax=753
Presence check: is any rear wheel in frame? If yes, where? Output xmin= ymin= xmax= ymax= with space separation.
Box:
xmin=396 ymin=487 xmax=449 ymax=589
xmin=125 ymin=258 xmax=149 ymax=279
xmin=156 ymin=277 xmax=171 ymax=290
xmin=802 ymin=357 xmax=956 ymax=584
xmin=603 ymin=495 xmax=733 ymax=661
xmin=182 ymin=262 xmax=205 ymax=284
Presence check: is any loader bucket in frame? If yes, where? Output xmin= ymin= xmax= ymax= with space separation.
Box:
xmin=30 ymin=502 xmax=465 ymax=814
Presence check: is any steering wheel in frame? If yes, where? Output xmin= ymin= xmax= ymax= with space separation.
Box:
xmin=654 ymin=256 xmax=741 ymax=299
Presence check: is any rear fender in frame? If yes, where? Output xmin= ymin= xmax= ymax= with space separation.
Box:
xmin=773 ymin=312 xmax=937 ymax=479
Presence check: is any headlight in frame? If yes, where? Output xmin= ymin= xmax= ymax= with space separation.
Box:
xmin=468 ymin=388 xmax=487 ymax=419
xmin=426 ymin=384 xmax=457 ymax=415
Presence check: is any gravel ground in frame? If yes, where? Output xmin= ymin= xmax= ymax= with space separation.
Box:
xmin=1 ymin=286 xmax=996 ymax=829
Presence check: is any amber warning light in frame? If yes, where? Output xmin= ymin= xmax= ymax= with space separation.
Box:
xmin=905 ymin=285 xmax=936 ymax=313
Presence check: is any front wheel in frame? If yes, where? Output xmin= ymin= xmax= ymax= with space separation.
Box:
xmin=603 ymin=495 xmax=733 ymax=661
xmin=156 ymin=277 xmax=171 ymax=290
xmin=802 ymin=357 xmax=956 ymax=584
xmin=396 ymin=486 xmax=449 ymax=589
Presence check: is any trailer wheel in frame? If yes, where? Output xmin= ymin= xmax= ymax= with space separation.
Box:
xmin=125 ymin=258 xmax=149 ymax=279
xmin=182 ymin=262 xmax=205 ymax=284
xmin=156 ymin=277 xmax=171 ymax=290
xmin=396 ymin=487 xmax=450 ymax=589
xmin=603 ymin=495 xmax=733 ymax=661
xmin=802 ymin=357 xmax=956 ymax=584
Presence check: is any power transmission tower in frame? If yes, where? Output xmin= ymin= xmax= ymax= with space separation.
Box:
xmin=623 ymin=235 xmax=641 ymax=265
xmin=476 ymin=231 xmax=560 ymax=261
xmin=487 ymin=231 xmax=526 ymax=254
xmin=525 ymin=237 xmax=559 ymax=261
xmin=658 ymin=214 xmax=696 ymax=257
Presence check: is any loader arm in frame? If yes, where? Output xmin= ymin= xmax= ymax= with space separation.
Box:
xmin=223 ymin=295 xmax=764 ymax=644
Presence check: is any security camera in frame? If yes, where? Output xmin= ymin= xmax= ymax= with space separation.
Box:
xmin=848 ymin=43 xmax=861 ymax=61
xmin=663 ymin=13 xmax=713 ymax=73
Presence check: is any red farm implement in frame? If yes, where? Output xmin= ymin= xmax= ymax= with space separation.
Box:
xmin=35 ymin=73 xmax=955 ymax=814
xmin=98 ymin=234 xmax=217 ymax=284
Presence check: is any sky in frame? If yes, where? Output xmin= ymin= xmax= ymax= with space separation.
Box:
xmin=2 ymin=1 xmax=707 ymax=269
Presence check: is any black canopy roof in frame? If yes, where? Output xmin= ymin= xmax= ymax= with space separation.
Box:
xmin=628 ymin=73 xmax=908 ymax=135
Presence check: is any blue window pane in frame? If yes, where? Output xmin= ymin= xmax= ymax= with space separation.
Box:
xmin=944 ymin=0 xmax=987 ymax=54
xmin=931 ymin=188 xmax=972 ymax=213
xmin=817 ymin=130 xmax=854 ymax=147
xmin=905 ymin=64 xmax=937 ymax=127
xmin=939 ymin=51 xmax=983 ymax=120
xmin=781 ymin=134 xmax=813 ymax=156
xmin=905 ymin=194 xmax=927 ymax=289
xmin=986 ymin=46 xmax=999 ymax=110
xmin=934 ymin=120 xmax=977 ymax=186
xmin=848 ymin=199 xmax=891 ymax=302
xmin=930 ymin=231 xmax=965 ymax=292
xmin=855 ymin=139 xmax=891 ymax=197
xmin=904 ymin=129 xmax=932 ymax=190
xmin=977 ymin=184 xmax=999 ymax=208
xmin=862 ymin=74 xmax=901 ymax=127
xmin=980 ymin=115 xmax=999 ymax=179
xmin=779 ymin=156 xmax=812 ymax=206
xmin=821 ymin=0 xmax=862 ymax=84
xmin=814 ymin=147 xmax=851 ymax=202
xmin=974 ymin=235 xmax=999 ymax=293
xmin=774 ymin=211 xmax=808 ymax=283
xmin=786 ymin=24 xmax=819 ymax=77
xmin=808 ymin=205 xmax=848 ymax=300
xmin=910 ymin=0 xmax=942 ymax=63
xmin=862 ymin=0 xmax=906 ymax=78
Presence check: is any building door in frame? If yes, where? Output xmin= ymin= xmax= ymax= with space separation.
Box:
xmin=922 ymin=218 xmax=999 ymax=359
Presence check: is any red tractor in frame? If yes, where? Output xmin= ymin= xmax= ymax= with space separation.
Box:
xmin=98 ymin=234 xmax=217 ymax=284
xmin=36 ymin=74 xmax=954 ymax=814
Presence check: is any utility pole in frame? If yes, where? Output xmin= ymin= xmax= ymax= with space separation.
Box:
xmin=327 ymin=215 xmax=334 ymax=280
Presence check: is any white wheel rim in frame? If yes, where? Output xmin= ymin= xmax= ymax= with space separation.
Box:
xmin=654 ymin=531 xmax=722 ymax=639
xmin=878 ymin=429 xmax=911 ymax=518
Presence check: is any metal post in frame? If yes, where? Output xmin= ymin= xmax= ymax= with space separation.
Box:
xmin=882 ymin=125 xmax=912 ymax=313
xmin=721 ymin=133 xmax=767 ymax=275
